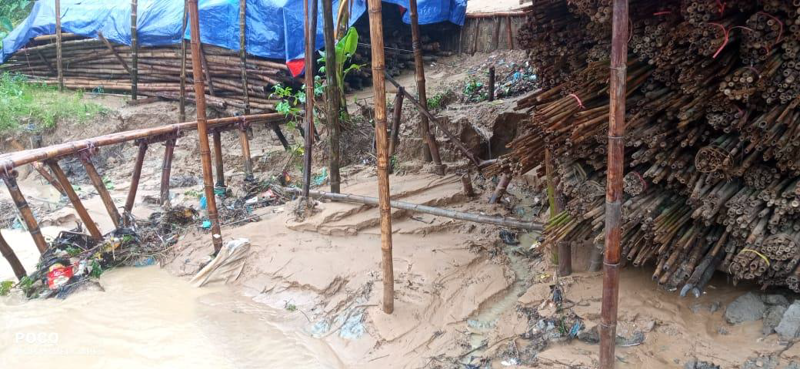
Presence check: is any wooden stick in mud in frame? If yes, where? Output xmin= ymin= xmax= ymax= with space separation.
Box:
xmin=302 ymin=0 xmax=318 ymax=203
xmin=599 ymin=0 xmax=629 ymax=367
xmin=47 ymin=161 xmax=103 ymax=240
xmin=488 ymin=66 xmax=495 ymax=102
xmin=1 ymin=171 xmax=48 ymax=253
xmin=322 ymin=0 xmax=342 ymax=194
xmin=271 ymin=124 xmax=291 ymax=151
xmin=55 ymin=0 xmax=63 ymax=91
xmin=238 ymin=121 xmax=254 ymax=181
xmin=489 ymin=174 xmax=511 ymax=204
xmin=212 ymin=130 xmax=225 ymax=187
xmin=131 ymin=0 xmax=139 ymax=99
xmin=282 ymin=187 xmax=544 ymax=231
xmin=545 ymin=148 xmax=570 ymax=276
xmin=389 ymin=88 xmax=403 ymax=157
xmin=79 ymin=151 xmax=122 ymax=229
xmin=160 ymin=137 xmax=176 ymax=206
xmin=0 ymin=231 xmax=26 ymax=280
xmin=124 ymin=142 xmax=148 ymax=225
xmin=409 ymin=0 xmax=439 ymax=168
xmin=367 ymin=0 xmax=395 ymax=315
xmin=188 ymin=0 xmax=223 ymax=253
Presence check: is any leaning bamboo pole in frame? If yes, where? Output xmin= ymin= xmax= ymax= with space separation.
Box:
xmin=1 ymin=171 xmax=48 ymax=254
xmin=0 ymin=231 xmax=26 ymax=281
xmin=367 ymin=0 xmax=395 ymax=315
xmin=131 ymin=0 xmax=139 ymax=100
xmin=282 ymin=187 xmax=543 ymax=231
xmin=48 ymin=161 xmax=103 ymax=240
xmin=599 ymin=0 xmax=628 ymax=367
xmin=187 ymin=0 xmax=221 ymax=252
xmin=123 ymin=142 xmax=148 ymax=225
xmin=322 ymin=0 xmax=342 ymax=194
xmin=55 ymin=0 xmax=63 ymax=91
xmin=0 ymin=113 xmax=282 ymax=172
xmin=302 ymin=0 xmax=318 ymax=202
xmin=409 ymin=0 xmax=443 ymax=173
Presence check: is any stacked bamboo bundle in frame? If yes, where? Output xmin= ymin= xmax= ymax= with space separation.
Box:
xmin=0 ymin=37 xmax=293 ymax=111
xmin=495 ymin=0 xmax=800 ymax=293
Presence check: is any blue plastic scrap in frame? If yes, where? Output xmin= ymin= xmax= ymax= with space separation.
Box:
xmin=1 ymin=0 xmax=466 ymax=65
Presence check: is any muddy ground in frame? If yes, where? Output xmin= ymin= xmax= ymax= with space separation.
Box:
xmin=2 ymin=51 xmax=799 ymax=368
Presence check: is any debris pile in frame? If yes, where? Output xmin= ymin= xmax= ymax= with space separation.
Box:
xmin=491 ymin=0 xmax=800 ymax=293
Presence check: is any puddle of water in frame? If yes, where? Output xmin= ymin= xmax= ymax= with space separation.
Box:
xmin=0 ymin=267 xmax=343 ymax=369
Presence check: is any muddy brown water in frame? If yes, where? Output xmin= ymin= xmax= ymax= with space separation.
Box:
xmin=0 ymin=267 xmax=343 ymax=368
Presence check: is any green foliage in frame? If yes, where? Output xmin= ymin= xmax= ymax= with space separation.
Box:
xmin=0 ymin=73 xmax=108 ymax=133
xmin=427 ymin=93 xmax=446 ymax=110
xmin=0 ymin=280 xmax=13 ymax=296
xmin=0 ymin=0 xmax=33 ymax=48
xmin=102 ymin=176 xmax=115 ymax=190
xmin=284 ymin=302 xmax=297 ymax=312
xmin=184 ymin=189 xmax=203 ymax=199
xmin=319 ymin=27 xmax=363 ymax=112
xmin=18 ymin=275 xmax=34 ymax=296
xmin=463 ymin=78 xmax=487 ymax=102
xmin=65 ymin=246 xmax=82 ymax=257
xmin=90 ymin=259 xmax=103 ymax=278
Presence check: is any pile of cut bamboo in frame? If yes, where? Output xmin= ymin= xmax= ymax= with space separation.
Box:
xmin=497 ymin=0 xmax=800 ymax=294
xmin=1 ymin=36 xmax=293 ymax=111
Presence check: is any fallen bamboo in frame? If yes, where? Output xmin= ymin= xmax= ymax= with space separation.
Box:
xmin=0 ymin=113 xmax=283 ymax=172
xmin=1 ymin=171 xmax=48 ymax=254
xmin=188 ymin=0 xmax=223 ymax=253
xmin=0 ymin=231 xmax=26 ymax=281
xmin=367 ymin=0 xmax=395 ymax=315
xmin=47 ymin=161 xmax=103 ymax=240
xmin=282 ymin=187 xmax=543 ymax=231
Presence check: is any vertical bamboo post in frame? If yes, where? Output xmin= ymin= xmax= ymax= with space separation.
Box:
xmin=55 ymin=0 xmax=63 ymax=91
xmin=47 ymin=161 xmax=103 ymax=240
xmin=599 ymin=0 xmax=629 ymax=367
xmin=124 ymin=142 xmax=148 ymax=226
xmin=161 ymin=138 xmax=176 ymax=206
xmin=0 ymin=231 xmax=26 ymax=280
xmin=322 ymin=0 xmax=342 ymax=194
xmin=389 ymin=88 xmax=404 ymax=157
xmin=488 ymin=66 xmax=495 ymax=102
xmin=212 ymin=130 xmax=225 ymax=187
xmin=506 ymin=15 xmax=514 ymax=49
xmin=546 ymin=148 xmax=570 ymax=276
xmin=461 ymin=174 xmax=475 ymax=197
xmin=179 ymin=0 xmax=188 ymax=123
xmin=239 ymin=0 xmax=250 ymax=114
xmin=2 ymin=171 xmax=48 ymax=253
xmin=409 ymin=0 xmax=444 ymax=175
xmin=79 ymin=152 xmax=122 ymax=229
xmin=238 ymin=121 xmax=254 ymax=181
xmin=302 ymin=0 xmax=318 ymax=201
xmin=366 ymin=0 xmax=395 ymax=314
xmin=131 ymin=0 xmax=139 ymax=100
xmin=188 ymin=0 xmax=223 ymax=253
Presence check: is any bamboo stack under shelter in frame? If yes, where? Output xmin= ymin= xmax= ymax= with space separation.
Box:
xmin=1 ymin=36 xmax=293 ymax=111
xmin=492 ymin=0 xmax=800 ymax=294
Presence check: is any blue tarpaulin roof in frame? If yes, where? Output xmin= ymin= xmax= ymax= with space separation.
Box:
xmin=1 ymin=0 xmax=466 ymax=64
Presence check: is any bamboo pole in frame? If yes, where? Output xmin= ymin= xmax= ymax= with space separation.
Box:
xmin=488 ymin=66 xmax=495 ymax=102
xmin=409 ymin=0 xmax=444 ymax=174
xmin=282 ymin=187 xmax=543 ymax=231
xmin=55 ymin=0 xmax=63 ymax=91
xmin=302 ymin=0 xmax=318 ymax=202
xmin=124 ymin=142 xmax=147 ymax=225
xmin=366 ymin=0 xmax=395 ymax=314
xmin=0 ymin=231 xmax=26 ymax=281
xmin=239 ymin=0 xmax=250 ymax=114
xmin=389 ymin=88 xmax=403 ymax=157
xmin=546 ymin=148 xmax=570 ymax=276
xmin=461 ymin=174 xmax=475 ymax=197
xmin=97 ymin=32 xmax=132 ymax=74
xmin=322 ymin=0 xmax=342 ymax=194
xmin=1 ymin=171 xmax=48 ymax=253
xmin=271 ymin=125 xmax=291 ymax=151
xmin=0 ymin=113 xmax=283 ymax=172
xmin=489 ymin=174 xmax=511 ymax=204
xmin=238 ymin=121 xmax=254 ymax=181
xmin=200 ymin=43 xmax=216 ymax=96
xmin=212 ymin=130 xmax=225 ymax=187
xmin=599 ymin=0 xmax=629 ymax=367
xmin=47 ymin=161 xmax=103 ymax=240
xmin=79 ymin=152 xmax=122 ymax=229
xmin=179 ymin=0 xmax=188 ymax=123
xmin=188 ymin=0 xmax=223 ymax=253
xmin=131 ymin=0 xmax=139 ymax=99
xmin=160 ymin=138 xmax=176 ymax=206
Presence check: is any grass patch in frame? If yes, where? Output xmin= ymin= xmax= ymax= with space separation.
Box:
xmin=0 ymin=73 xmax=108 ymax=133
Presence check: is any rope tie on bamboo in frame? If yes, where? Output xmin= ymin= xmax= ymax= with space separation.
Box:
xmin=1 ymin=162 xmax=12 ymax=179
xmin=568 ymin=93 xmax=585 ymax=110
xmin=631 ymin=171 xmax=647 ymax=192
xmin=740 ymin=248 xmax=771 ymax=266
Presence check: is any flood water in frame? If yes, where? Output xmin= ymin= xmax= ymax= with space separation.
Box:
xmin=0 ymin=267 xmax=343 ymax=369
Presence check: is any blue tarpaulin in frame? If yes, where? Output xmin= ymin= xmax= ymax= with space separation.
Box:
xmin=1 ymin=0 xmax=466 ymax=66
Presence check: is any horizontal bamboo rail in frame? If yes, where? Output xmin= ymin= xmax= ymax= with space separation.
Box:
xmin=0 ymin=113 xmax=284 ymax=171
xmin=282 ymin=187 xmax=543 ymax=231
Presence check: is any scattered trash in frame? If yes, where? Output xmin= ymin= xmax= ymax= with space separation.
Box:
xmin=46 ymin=263 xmax=73 ymax=290
xmin=499 ymin=229 xmax=520 ymax=245
xmin=191 ymin=238 xmax=251 ymax=287
xmin=313 ymin=168 xmax=328 ymax=187
xmin=201 ymin=220 xmax=212 ymax=229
